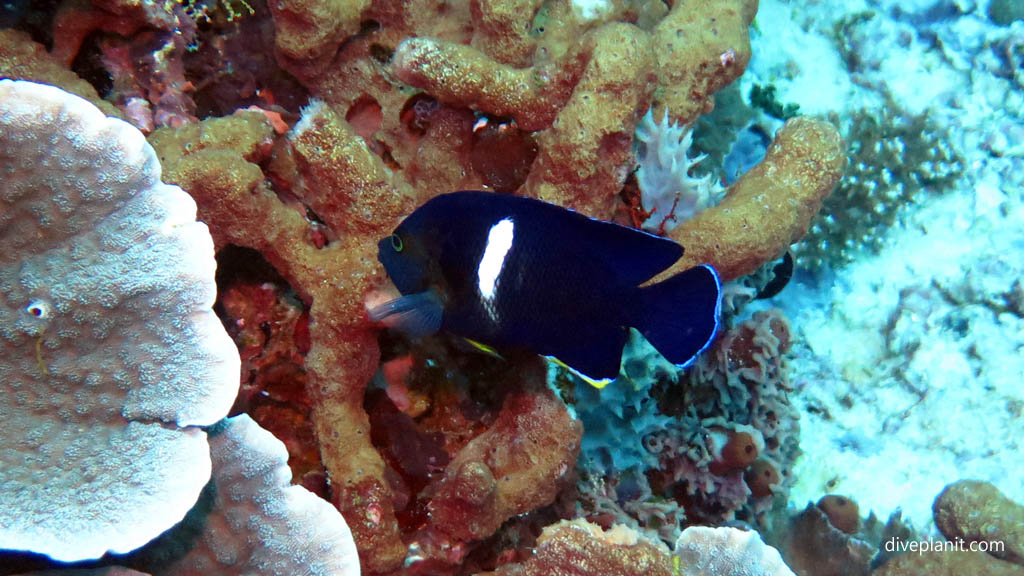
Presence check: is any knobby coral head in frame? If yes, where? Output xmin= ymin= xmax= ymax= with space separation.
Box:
xmin=0 ymin=80 xmax=359 ymax=576
xmin=0 ymin=78 xmax=239 ymax=562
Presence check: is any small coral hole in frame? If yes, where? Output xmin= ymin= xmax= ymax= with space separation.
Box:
xmin=470 ymin=116 xmax=538 ymax=193
xmin=400 ymin=93 xmax=440 ymax=138
xmin=346 ymin=95 xmax=383 ymax=141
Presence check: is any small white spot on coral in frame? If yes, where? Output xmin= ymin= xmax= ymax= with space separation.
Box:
xmin=26 ymin=300 xmax=50 ymax=319
xmin=571 ymin=0 xmax=612 ymax=21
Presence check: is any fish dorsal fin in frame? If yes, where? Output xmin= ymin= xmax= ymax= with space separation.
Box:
xmin=421 ymin=192 xmax=683 ymax=287
xmin=562 ymin=212 xmax=683 ymax=286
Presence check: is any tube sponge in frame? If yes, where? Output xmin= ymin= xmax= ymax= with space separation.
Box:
xmin=661 ymin=117 xmax=845 ymax=283
xmin=0 ymin=80 xmax=239 ymax=561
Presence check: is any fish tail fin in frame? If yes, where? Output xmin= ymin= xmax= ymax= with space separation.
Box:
xmin=634 ymin=264 xmax=721 ymax=368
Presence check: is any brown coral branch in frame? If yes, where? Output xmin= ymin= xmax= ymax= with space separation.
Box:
xmin=393 ymin=36 xmax=584 ymax=132
xmin=270 ymin=0 xmax=371 ymax=70
xmin=519 ymin=22 xmax=655 ymax=218
xmin=152 ymin=104 xmax=416 ymax=573
xmin=425 ymin=372 xmax=582 ymax=542
xmin=662 ymin=116 xmax=846 ymax=283
xmin=469 ymin=0 xmax=543 ymax=67
xmin=650 ymin=0 xmax=759 ymax=125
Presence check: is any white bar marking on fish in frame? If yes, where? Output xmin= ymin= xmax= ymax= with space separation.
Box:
xmin=477 ymin=218 xmax=515 ymax=321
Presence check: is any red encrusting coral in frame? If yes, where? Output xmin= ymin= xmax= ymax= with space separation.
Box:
xmin=218 ymin=276 xmax=327 ymax=496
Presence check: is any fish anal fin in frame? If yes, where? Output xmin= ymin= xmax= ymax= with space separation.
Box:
xmin=542 ymin=325 xmax=627 ymax=389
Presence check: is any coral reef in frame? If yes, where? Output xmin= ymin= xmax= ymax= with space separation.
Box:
xmin=390 ymin=0 xmax=760 ymax=220
xmin=0 ymin=79 xmax=238 ymax=562
xmin=0 ymin=79 xmax=358 ymax=575
xmin=50 ymin=0 xmax=198 ymax=129
xmin=777 ymin=480 xmax=1024 ymax=576
xmin=794 ymin=106 xmax=963 ymax=270
xmin=933 ymin=480 xmax=1024 ymax=566
xmin=216 ymin=265 xmax=326 ymax=494
xmin=573 ymin=309 xmax=800 ymax=541
xmin=479 ymin=521 xmax=801 ymax=576
xmin=5 ymin=416 xmax=361 ymax=576
xmin=675 ymin=526 xmax=797 ymax=576
xmin=869 ymin=481 xmax=1024 ymax=576
xmin=660 ymin=116 xmax=845 ymax=283
xmin=269 ymin=0 xmax=368 ymax=72
xmin=0 ymin=0 xmax=851 ymax=572
xmin=129 ymin=415 xmax=359 ymax=576
xmin=147 ymin=29 xmax=833 ymax=576
xmin=873 ymin=550 xmax=1024 ymax=576
xmin=669 ymin=309 xmax=800 ymax=516
xmin=634 ymin=109 xmax=723 ymax=233
xmin=0 ymin=29 xmax=121 ymax=117
xmin=481 ymin=519 xmax=674 ymax=576
xmin=779 ymin=502 xmax=874 ymax=576
xmin=422 ymin=384 xmax=581 ymax=543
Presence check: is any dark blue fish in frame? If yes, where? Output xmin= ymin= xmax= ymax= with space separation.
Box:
xmin=369 ymin=191 xmax=721 ymax=387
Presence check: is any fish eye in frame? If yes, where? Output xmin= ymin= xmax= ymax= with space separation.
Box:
xmin=391 ymin=233 xmax=404 ymax=252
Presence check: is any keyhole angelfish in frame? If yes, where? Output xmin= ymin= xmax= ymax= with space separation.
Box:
xmin=368 ymin=190 xmax=721 ymax=389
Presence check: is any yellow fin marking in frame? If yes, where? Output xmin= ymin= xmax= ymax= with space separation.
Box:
xmin=463 ymin=338 xmax=504 ymax=359
xmin=546 ymin=357 xmax=613 ymax=390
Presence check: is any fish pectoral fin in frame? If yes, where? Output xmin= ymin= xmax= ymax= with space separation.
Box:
xmin=368 ymin=290 xmax=444 ymax=337
xmin=461 ymin=338 xmax=505 ymax=360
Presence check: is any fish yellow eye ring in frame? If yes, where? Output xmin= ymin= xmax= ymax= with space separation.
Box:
xmin=391 ymin=233 xmax=404 ymax=252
